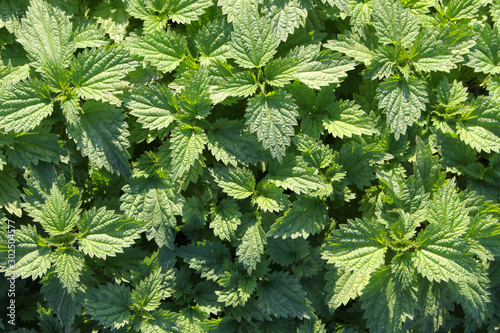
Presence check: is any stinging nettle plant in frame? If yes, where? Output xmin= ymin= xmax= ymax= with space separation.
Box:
xmin=0 ymin=0 xmax=499 ymax=332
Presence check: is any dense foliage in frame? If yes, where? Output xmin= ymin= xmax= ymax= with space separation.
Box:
xmin=0 ymin=0 xmax=499 ymax=332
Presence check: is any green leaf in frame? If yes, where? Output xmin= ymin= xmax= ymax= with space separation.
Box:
xmin=252 ymin=180 xmax=289 ymax=213
xmin=35 ymin=184 xmax=80 ymax=236
xmin=324 ymin=266 xmax=371 ymax=310
xmin=71 ymin=18 xmax=107 ymax=48
xmin=338 ymin=142 xmax=377 ymax=189
xmin=168 ymin=0 xmax=213 ymax=24
xmin=236 ymin=217 xmax=267 ymax=274
xmin=292 ymin=49 xmax=356 ymax=90
xmin=70 ymin=46 xmax=137 ymax=104
xmin=212 ymin=70 xmax=258 ymax=102
xmin=94 ymin=0 xmax=130 ymax=42
xmin=168 ymin=125 xmax=207 ymax=180
xmin=139 ymin=309 xmax=180 ymax=333
xmin=131 ymin=268 xmax=165 ymax=311
xmin=322 ymin=218 xmax=387 ymax=273
xmin=256 ymin=271 xmax=313 ymax=319
xmin=229 ymin=4 xmax=280 ymax=68
xmin=178 ymin=240 xmax=231 ymax=281
xmin=376 ymin=75 xmax=428 ymax=139
xmin=52 ymin=247 xmax=84 ymax=293
xmin=6 ymin=131 xmax=66 ymax=168
xmin=210 ymin=198 xmax=242 ymax=241
xmin=84 ymin=282 xmax=132 ymax=329
xmin=264 ymin=45 xmax=315 ymax=87
xmin=127 ymin=29 xmax=187 ymax=72
xmin=195 ymin=18 xmax=232 ymax=66
xmin=0 ymin=168 xmax=21 ymax=213
xmin=0 ymin=79 xmax=53 ymax=132
xmin=261 ymin=0 xmax=309 ymax=42
xmin=126 ymin=83 xmax=177 ymax=130
xmin=268 ymin=196 xmax=329 ymax=239
xmin=178 ymin=69 xmax=212 ymax=120
xmin=211 ymin=164 xmax=256 ymax=199
xmin=16 ymin=0 xmax=74 ymax=66
xmin=466 ymin=23 xmax=500 ymax=74
xmin=120 ymin=176 xmax=185 ymax=229
xmin=266 ymin=154 xmax=326 ymax=194
xmin=67 ymin=100 xmax=131 ymax=176
xmin=245 ymin=91 xmax=299 ymax=160
xmin=324 ymin=31 xmax=375 ymax=65
xmin=360 ymin=266 xmax=417 ymax=333
xmin=371 ymin=0 xmax=420 ymax=47
xmin=78 ymin=207 xmax=146 ymax=259
xmin=13 ymin=224 xmax=52 ymax=279
xmin=207 ymin=118 xmax=269 ymax=167
xmin=413 ymin=226 xmax=476 ymax=283
xmin=297 ymin=319 xmax=326 ymax=333
xmin=218 ymin=0 xmax=264 ymax=23
xmin=456 ymin=96 xmax=500 ymax=153
xmin=323 ymin=99 xmax=378 ymax=138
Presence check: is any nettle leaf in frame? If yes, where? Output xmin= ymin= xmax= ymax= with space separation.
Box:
xmin=376 ymin=75 xmax=428 ymax=139
xmin=229 ymin=4 xmax=280 ymax=68
xmin=466 ymin=23 xmax=500 ymax=74
xmin=252 ymin=180 xmax=289 ymax=213
xmin=456 ymin=96 xmax=500 ymax=153
xmin=34 ymin=184 xmax=80 ymax=236
xmin=131 ymin=268 xmax=165 ymax=312
xmin=261 ymin=0 xmax=309 ymax=42
xmin=413 ymin=225 xmax=476 ymax=283
xmin=267 ymin=154 xmax=326 ymax=194
xmin=256 ymin=271 xmax=313 ymax=319
xmin=84 ymin=282 xmax=132 ymax=329
xmin=292 ymin=49 xmax=356 ymax=90
xmin=52 ymin=247 xmax=84 ymax=293
xmin=324 ymin=31 xmax=375 ymax=65
xmin=139 ymin=309 xmax=180 ymax=333
xmin=168 ymin=0 xmax=213 ymax=24
xmin=6 ymin=131 xmax=66 ymax=167
xmin=207 ymin=118 xmax=269 ymax=167
xmin=264 ymin=44 xmax=316 ymax=87
xmin=178 ymin=240 xmax=231 ymax=281
xmin=322 ymin=218 xmax=387 ymax=273
xmin=324 ymin=266 xmax=372 ymax=310
xmin=268 ymin=196 xmax=329 ymax=239
xmin=236 ymin=217 xmax=267 ymax=274
xmin=127 ymin=29 xmax=187 ymax=72
xmin=371 ymin=0 xmax=420 ymax=47
xmin=323 ymin=99 xmax=378 ymax=138
xmin=178 ymin=69 xmax=212 ymax=119
xmin=67 ymin=100 xmax=131 ymax=177
xmin=211 ymin=164 xmax=256 ymax=199
xmin=218 ymin=0 xmax=264 ymax=23
xmin=195 ymin=18 xmax=232 ymax=65
xmin=168 ymin=125 xmax=207 ymax=180
xmin=16 ymin=0 xmax=74 ymax=66
xmin=0 ymin=168 xmax=22 ymax=213
xmin=245 ymin=91 xmax=299 ymax=160
xmin=210 ymin=198 xmax=242 ymax=241
xmin=0 ymin=79 xmax=53 ymax=133
xmin=78 ymin=207 xmax=146 ymax=259
xmin=360 ymin=266 xmax=417 ymax=333
xmin=70 ymin=46 xmax=137 ymax=105
xmin=126 ymin=83 xmax=177 ymax=130
xmin=13 ymin=224 xmax=52 ymax=279
xmin=120 ymin=176 xmax=185 ymax=229
xmin=212 ymin=69 xmax=259 ymax=103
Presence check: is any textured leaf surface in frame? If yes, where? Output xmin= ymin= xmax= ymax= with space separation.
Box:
xmin=256 ymin=271 xmax=313 ymax=319
xmin=169 ymin=0 xmax=213 ymax=24
xmin=127 ymin=29 xmax=187 ymax=72
xmin=371 ymin=0 xmax=420 ymax=47
xmin=268 ymin=197 xmax=329 ymax=239
xmin=120 ymin=176 xmax=185 ymax=229
xmin=67 ymin=100 xmax=131 ymax=176
xmin=13 ymin=224 xmax=52 ymax=279
xmin=52 ymin=247 xmax=84 ymax=293
xmin=230 ymin=5 xmax=279 ymax=68
xmin=211 ymin=164 xmax=255 ymax=199
xmin=376 ymin=75 xmax=428 ymax=139
xmin=71 ymin=46 xmax=137 ymax=104
xmin=85 ymin=282 xmax=132 ymax=329
xmin=36 ymin=184 xmax=80 ymax=236
xmin=236 ymin=218 xmax=267 ymax=273
xmin=245 ymin=91 xmax=299 ymax=160
xmin=0 ymin=80 xmax=53 ymax=132
xmin=126 ymin=83 xmax=177 ymax=130
xmin=168 ymin=125 xmax=207 ymax=180
xmin=210 ymin=198 xmax=242 ymax=241
xmin=323 ymin=99 xmax=378 ymax=138
xmin=78 ymin=207 xmax=146 ymax=259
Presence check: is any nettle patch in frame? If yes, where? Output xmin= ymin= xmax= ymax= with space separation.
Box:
xmin=0 ymin=0 xmax=499 ymax=332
